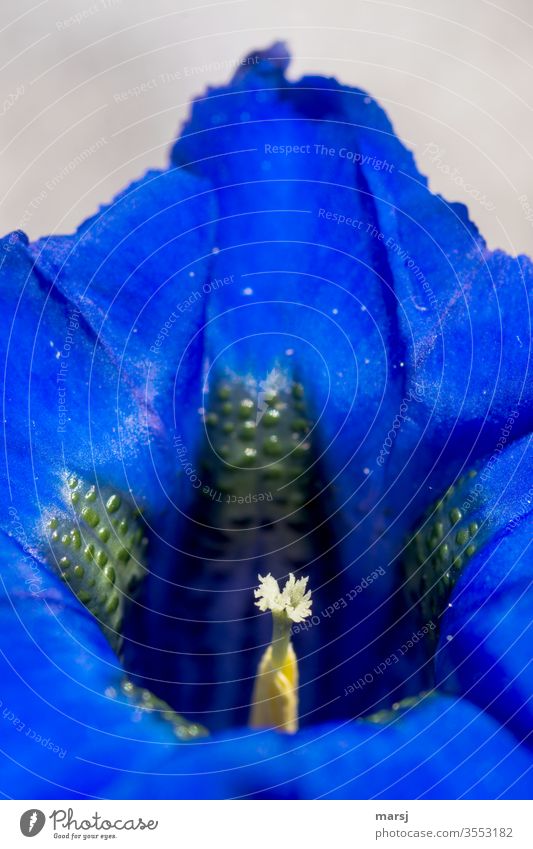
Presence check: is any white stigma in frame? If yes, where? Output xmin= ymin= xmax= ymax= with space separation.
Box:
xmin=254 ymin=572 xmax=312 ymax=623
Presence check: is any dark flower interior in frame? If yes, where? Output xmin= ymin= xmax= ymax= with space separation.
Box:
xmin=124 ymin=372 xmax=434 ymax=733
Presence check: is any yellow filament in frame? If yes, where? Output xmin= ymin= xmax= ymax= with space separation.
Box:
xmin=249 ymin=613 xmax=299 ymax=733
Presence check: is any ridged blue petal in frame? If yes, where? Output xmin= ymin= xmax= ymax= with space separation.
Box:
xmin=1 ymin=168 xmax=215 ymax=619
xmin=108 ymin=695 xmax=533 ymax=799
xmin=167 ymin=45 xmax=435 ymax=725
xmin=435 ymin=435 xmax=533 ymax=746
xmin=330 ymin=73 xmax=533 ymax=520
xmin=0 ymin=531 xmax=181 ymax=799
xmin=166 ymin=44 xmax=532 ymax=728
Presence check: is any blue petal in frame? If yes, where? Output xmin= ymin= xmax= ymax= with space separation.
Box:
xmin=6 ymin=489 xmax=493 ymax=800
xmin=164 ymin=44 xmax=532 ymax=726
xmin=172 ymin=44 xmax=532 ymax=513
xmin=0 ymin=530 xmax=181 ymax=799
xmin=28 ymin=167 xmax=216 ymax=513
xmin=0 ymin=171 xmax=216 ymax=741
xmin=435 ymin=434 xmax=533 ymax=746
xmin=168 ymin=45 xmax=439 ymax=724
xmin=171 ymin=694 xmax=532 ymax=800
xmin=2 ymin=572 xmax=530 ymax=807
xmin=2 ymin=167 xmax=215 ymax=533
xmin=322 ymin=71 xmax=533 ymax=515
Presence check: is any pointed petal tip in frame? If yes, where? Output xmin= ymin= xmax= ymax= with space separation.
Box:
xmin=231 ymin=41 xmax=291 ymax=83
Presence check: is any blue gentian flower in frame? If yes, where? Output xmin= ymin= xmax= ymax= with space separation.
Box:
xmin=0 ymin=43 xmax=531 ymax=799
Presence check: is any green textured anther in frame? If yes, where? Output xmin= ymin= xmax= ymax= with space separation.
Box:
xmin=239 ymin=421 xmax=256 ymax=440
xmin=261 ymin=407 xmax=281 ymax=427
xmin=456 ymin=529 xmax=469 ymax=546
xmin=70 ymin=529 xmax=82 ymax=549
xmin=217 ymin=384 xmax=231 ymax=400
xmin=96 ymin=550 xmax=108 ymax=568
xmin=438 ymin=543 xmax=449 ymax=563
xmin=449 ymin=507 xmax=462 ymax=524
xmin=193 ymin=373 xmax=319 ymax=570
xmin=263 ymin=435 xmax=283 ymax=457
xmin=104 ymin=565 xmax=116 ymax=583
xmin=81 ymin=506 xmax=100 ymax=528
xmin=291 ymin=417 xmax=308 ymax=433
xmin=292 ymin=382 xmax=304 ymax=400
xmin=240 ymin=446 xmax=257 ymax=464
xmin=44 ymin=474 xmax=148 ymax=654
xmin=262 ymin=408 xmax=281 ymax=427
xmin=106 ymin=494 xmax=121 ymax=514
xmin=363 ymin=691 xmax=435 ymax=724
xmin=404 ymin=467 xmax=489 ymax=630
xmin=106 ymin=595 xmax=119 ymax=615
xmin=118 ymin=678 xmax=208 ymax=741
xmin=238 ymin=399 xmax=254 ymax=419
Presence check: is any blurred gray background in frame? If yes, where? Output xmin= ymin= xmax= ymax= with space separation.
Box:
xmin=1 ymin=0 xmax=532 ymax=255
